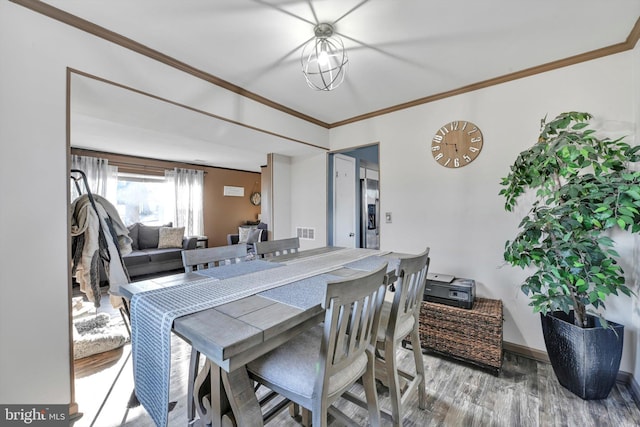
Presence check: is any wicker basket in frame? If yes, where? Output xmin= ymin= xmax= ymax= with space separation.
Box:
xmin=417 ymin=297 xmax=503 ymax=373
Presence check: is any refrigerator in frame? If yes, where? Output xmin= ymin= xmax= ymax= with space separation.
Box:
xmin=360 ymin=169 xmax=380 ymax=249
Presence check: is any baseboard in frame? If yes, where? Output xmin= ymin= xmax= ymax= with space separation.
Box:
xmin=503 ymin=341 xmax=636 ymax=391
xmin=69 ymin=402 xmax=83 ymax=426
xmin=503 ymin=341 xmax=549 ymax=364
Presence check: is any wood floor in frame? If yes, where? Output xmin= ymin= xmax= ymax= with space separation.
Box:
xmin=73 ymin=331 xmax=640 ymax=427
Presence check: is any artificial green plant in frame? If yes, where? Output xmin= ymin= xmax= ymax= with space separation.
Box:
xmin=500 ymin=111 xmax=638 ymax=328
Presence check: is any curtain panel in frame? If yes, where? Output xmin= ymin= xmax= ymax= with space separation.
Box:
xmin=71 ymin=154 xmax=118 ymax=202
xmin=165 ymin=168 xmax=204 ymax=237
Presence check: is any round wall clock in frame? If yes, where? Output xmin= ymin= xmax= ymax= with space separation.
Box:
xmin=431 ymin=120 xmax=483 ymax=168
xmin=250 ymin=191 xmax=261 ymax=206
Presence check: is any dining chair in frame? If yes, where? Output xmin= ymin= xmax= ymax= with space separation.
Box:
xmin=254 ymin=237 xmax=300 ymax=258
xmin=374 ymin=248 xmax=430 ymax=426
xmin=246 ymin=263 xmax=389 ymax=427
xmin=181 ymin=243 xmax=248 ymax=272
xmin=181 ymin=243 xmax=249 ymax=423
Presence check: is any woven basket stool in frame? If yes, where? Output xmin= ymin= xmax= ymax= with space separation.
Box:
xmin=417 ymin=297 xmax=503 ymax=375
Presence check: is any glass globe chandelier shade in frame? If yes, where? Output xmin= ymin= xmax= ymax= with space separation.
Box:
xmin=301 ymin=23 xmax=348 ymax=91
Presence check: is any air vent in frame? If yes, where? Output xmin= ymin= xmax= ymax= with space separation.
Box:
xmin=296 ymin=227 xmax=315 ymax=240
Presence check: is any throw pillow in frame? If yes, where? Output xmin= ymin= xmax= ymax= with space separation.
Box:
xmin=246 ymin=228 xmax=263 ymax=244
xmin=158 ymin=227 xmax=185 ymax=249
xmin=238 ymin=226 xmax=256 ymax=243
xmin=127 ymin=223 xmax=139 ymax=250
xmin=138 ymin=222 xmax=172 ymax=249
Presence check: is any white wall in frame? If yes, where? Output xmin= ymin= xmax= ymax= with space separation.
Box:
xmin=633 ymin=41 xmax=640 ymax=382
xmin=300 ymin=50 xmax=639 ymax=375
xmin=290 ymin=153 xmax=328 ymax=249
xmin=1 ymin=3 xmax=73 ymax=406
xmin=269 ymin=153 xmax=292 ymax=240
xmin=0 ymin=2 xmax=327 ymax=407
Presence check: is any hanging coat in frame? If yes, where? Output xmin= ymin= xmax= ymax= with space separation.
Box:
xmin=71 ymin=194 xmax=132 ymax=307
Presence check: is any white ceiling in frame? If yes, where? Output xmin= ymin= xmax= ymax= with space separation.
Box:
xmin=70 ymin=74 xmax=323 ymax=172
xmin=41 ymin=0 xmax=640 ymax=171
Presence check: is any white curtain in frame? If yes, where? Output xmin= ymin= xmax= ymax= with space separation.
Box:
xmin=165 ymin=168 xmax=204 ymax=236
xmin=71 ymin=154 xmax=118 ymax=202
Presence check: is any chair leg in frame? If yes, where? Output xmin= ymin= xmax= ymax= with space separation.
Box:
xmin=187 ymin=347 xmax=200 ymax=423
xmin=312 ymin=399 xmax=328 ymax=427
xmin=385 ymin=338 xmax=402 ymax=427
xmin=289 ymin=402 xmax=311 ymax=427
xmin=409 ymin=326 xmax=427 ymax=409
xmin=363 ymin=351 xmax=382 ymax=427
xmin=300 ymin=407 xmax=311 ymax=427
xmin=288 ymin=402 xmax=299 ymax=417
xmin=374 ymin=346 xmax=390 ymax=389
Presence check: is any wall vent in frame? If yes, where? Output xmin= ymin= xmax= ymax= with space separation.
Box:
xmin=296 ymin=227 xmax=316 ymax=240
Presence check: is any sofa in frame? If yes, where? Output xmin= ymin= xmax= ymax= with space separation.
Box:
xmin=227 ymin=222 xmax=268 ymax=253
xmin=123 ymin=222 xmax=197 ymax=278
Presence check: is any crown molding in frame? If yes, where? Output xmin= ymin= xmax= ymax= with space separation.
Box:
xmin=12 ymin=1 xmax=640 ymax=130
xmin=11 ymin=0 xmax=330 ymax=129
xmin=331 ymin=17 xmax=640 ymax=128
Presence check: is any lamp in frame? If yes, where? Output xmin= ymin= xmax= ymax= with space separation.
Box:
xmin=301 ymin=23 xmax=348 ymax=91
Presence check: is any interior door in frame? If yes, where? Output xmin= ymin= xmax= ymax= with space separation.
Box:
xmin=333 ymin=154 xmax=357 ymax=248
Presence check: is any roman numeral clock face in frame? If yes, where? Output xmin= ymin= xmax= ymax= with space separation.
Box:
xmin=431 ymin=120 xmax=483 ymax=168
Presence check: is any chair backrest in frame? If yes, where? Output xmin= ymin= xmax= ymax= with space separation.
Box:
xmin=181 ymin=243 xmax=248 ymax=272
xmin=316 ymin=263 xmax=388 ymax=399
xmin=385 ymin=248 xmax=430 ymax=341
xmin=254 ymin=237 xmax=300 ymax=258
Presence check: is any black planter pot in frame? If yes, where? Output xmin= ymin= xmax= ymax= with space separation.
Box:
xmin=540 ymin=311 xmax=624 ymax=400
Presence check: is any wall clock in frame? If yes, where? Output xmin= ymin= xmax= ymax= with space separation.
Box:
xmin=431 ymin=120 xmax=483 ymax=168
xmin=250 ymin=191 xmax=261 ymax=206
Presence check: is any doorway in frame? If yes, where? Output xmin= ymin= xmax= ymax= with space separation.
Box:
xmin=329 ymin=144 xmax=380 ymax=249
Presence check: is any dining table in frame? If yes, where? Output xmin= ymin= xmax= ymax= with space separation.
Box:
xmin=119 ymin=246 xmax=404 ymax=427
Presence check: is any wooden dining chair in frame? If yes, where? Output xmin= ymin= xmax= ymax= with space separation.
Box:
xmin=246 ymin=263 xmax=389 ymax=427
xmin=181 ymin=243 xmax=249 ymax=423
xmin=374 ymin=248 xmax=430 ymax=426
xmin=254 ymin=237 xmax=300 ymax=259
xmin=181 ymin=243 xmax=248 ymax=272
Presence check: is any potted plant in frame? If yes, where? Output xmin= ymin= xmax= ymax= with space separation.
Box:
xmin=499 ymin=111 xmax=638 ymax=399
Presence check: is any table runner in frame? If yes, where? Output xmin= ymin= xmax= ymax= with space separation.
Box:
xmin=266 ymin=245 xmax=343 ymax=263
xmin=343 ymin=254 xmax=399 ymax=273
xmin=196 ymin=259 xmax=281 ymax=279
xmin=259 ymin=273 xmax=341 ymax=309
xmin=130 ymin=247 xmax=382 ymax=427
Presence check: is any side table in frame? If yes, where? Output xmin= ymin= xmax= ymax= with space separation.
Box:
xmin=195 ymin=236 xmax=208 ymax=249
xmin=417 ymin=297 xmax=503 ymax=375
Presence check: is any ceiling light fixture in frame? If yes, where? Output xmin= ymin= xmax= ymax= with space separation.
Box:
xmin=301 ymin=23 xmax=348 ymax=91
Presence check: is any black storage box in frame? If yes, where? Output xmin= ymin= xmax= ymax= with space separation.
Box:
xmin=424 ymin=273 xmax=475 ymax=309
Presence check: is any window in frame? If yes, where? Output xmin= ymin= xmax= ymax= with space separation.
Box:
xmin=115 ymin=173 xmax=174 ymax=226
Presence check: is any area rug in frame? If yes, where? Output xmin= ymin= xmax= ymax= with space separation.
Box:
xmin=73 ymin=308 xmax=130 ymax=360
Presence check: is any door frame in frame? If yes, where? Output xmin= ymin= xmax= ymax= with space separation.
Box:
xmin=332 ymin=153 xmax=357 ymax=248
xmin=327 ymin=143 xmax=380 ymax=248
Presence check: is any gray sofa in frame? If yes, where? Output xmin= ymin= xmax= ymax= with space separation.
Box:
xmin=123 ymin=222 xmax=197 ymax=278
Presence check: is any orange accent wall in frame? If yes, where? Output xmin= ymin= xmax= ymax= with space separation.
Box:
xmin=203 ymin=168 xmax=261 ymax=247
xmin=71 ymin=148 xmax=261 ymax=247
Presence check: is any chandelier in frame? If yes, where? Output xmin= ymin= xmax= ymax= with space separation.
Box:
xmin=301 ymin=23 xmax=348 ymax=91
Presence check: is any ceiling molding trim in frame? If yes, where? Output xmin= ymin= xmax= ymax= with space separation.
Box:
xmin=15 ymin=1 xmax=639 ymax=131
xmin=12 ymin=0 xmax=330 ymax=129
xmin=68 ymin=68 xmax=329 ymax=152
xmin=627 ymin=16 xmax=640 ymax=47
xmin=330 ymin=17 xmax=640 ymax=129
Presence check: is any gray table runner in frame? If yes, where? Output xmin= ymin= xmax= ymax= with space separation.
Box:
xmin=343 ymin=254 xmax=399 ymax=273
xmin=197 ymin=259 xmax=282 ymax=279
